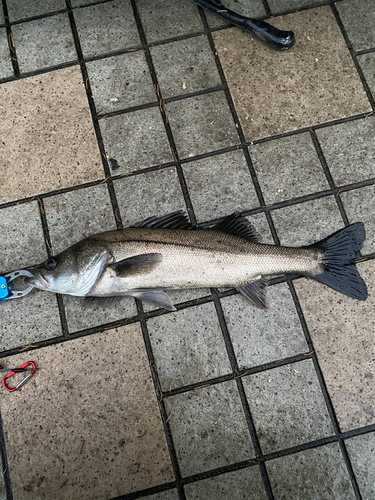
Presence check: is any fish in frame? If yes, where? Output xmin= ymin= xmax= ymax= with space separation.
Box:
xmin=25 ymin=211 xmax=368 ymax=311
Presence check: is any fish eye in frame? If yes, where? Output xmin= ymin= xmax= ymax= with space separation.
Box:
xmin=45 ymin=258 xmax=57 ymax=270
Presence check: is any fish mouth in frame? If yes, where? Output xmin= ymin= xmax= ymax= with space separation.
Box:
xmin=25 ymin=271 xmax=50 ymax=290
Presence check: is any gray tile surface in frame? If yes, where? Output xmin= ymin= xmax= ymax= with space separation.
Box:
xmin=0 ymin=28 xmax=13 ymax=79
xmin=100 ymin=107 xmax=173 ymax=174
xmin=221 ymin=283 xmax=308 ymax=369
xmin=143 ymin=490 xmax=179 ymax=500
xmin=267 ymin=443 xmax=356 ymax=499
xmin=340 ymin=185 xmax=375 ymax=256
xmin=205 ymin=0 xmax=266 ymax=28
xmin=0 ymin=454 xmax=5 ymax=500
xmin=167 ymin=91 xmax=239 ymax=158
xmin=185 ymin=466 xmax=267 ymax=500
xmin=268 ymin=0 xmax=327 ymax=15
xmin=86 ymin=51 xmax=156 ymax=115
xmin=345 ymin=432 xmax=375 ymax=500
xmin=150 ymin=35 xmax=221 ymax=99
xmin=0 ymin=201 xmax=47 ymax=275
xmin=182 ymin=150 xmax=259 ymax=223
xmin=358 ymin=53 xmax=375 ymax=100
xmin=271 ymin=196 xmax=344 ymax=246
xmin=336 ymin=0 xmax=375 ymax=52
xmin=148 ymin=302 xmax=232 ymax=391
xmin=250 ymin=132 xmax=329 ymax=204
xmin=317 ymin=117 xmax=375 ymax=186
xmin=74 ymin=0 xmax=140 ymax=57
xmin=137 ymin=0 xmax=203 ymax=42
xmin=243 ymin=359 xmax=333 ymax=453
xmin=165 ymin=380 xmax=254 ymax=477
xmin=114 ymin=168 xmax=186 ymax=226
xmin=7 ymin=0 xmax=66 ymax=20
xmin=12 ymin=14 xmax=77 ymax=72
xmin=43 ymin=184 xmax=116 ymax=254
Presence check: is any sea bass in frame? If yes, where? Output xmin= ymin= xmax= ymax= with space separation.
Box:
xmin=26 ymin=211 xmax=368 ymax=310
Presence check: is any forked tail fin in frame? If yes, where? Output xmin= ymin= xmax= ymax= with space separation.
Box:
xmin=304 ymin=223 xmax=368 ymax=300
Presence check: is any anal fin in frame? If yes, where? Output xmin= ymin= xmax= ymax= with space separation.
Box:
xmin=236 ymin=278 xmax=268 ymax=309
xmin=129 ymin=289 xmax=177 ymax=311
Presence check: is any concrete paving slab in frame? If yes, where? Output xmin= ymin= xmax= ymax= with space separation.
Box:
xmin=336 ymin=0 xmax=375 ymax=52
xmin=6 ymin=0 xmax=66 ymax=20
xmin=86 ymin=51 xmax=156 ymax=115
xmin=43 ymin=184 xmax=116 ymax=254
xmin=137 ymin=0 xmax=203 ymax=42
xmin=0 ymin=66 xmax=103 ymax=204
xmin=0 ymin=28 xmax=13 ymax=79
xmin=148 ymin=302 xmax=232 ymax=391
xmin=164 ymin=380 xmax=254 ymax=477
xmin=266 ymin=443 xmax=356 ymax=499
xmin=345 ymin=432 xmax=375 ymax=500
xmin=358 ymin=53 xmax=375 ymax=101
xmin=316 ymin=117 xmax=375 ymax=186
xmin=243 ymin=359 xmax=333 ymax=453
xmin=0 ymin=325 xmax=174 ymax=500
xmin=295 ymin=260 xmax=375 ymax=432
xmin=271 ymin=196 xmax=344 ymax=246
xmin=221 ymin=283 xmax=308 ymax=369
xmin=249 ymin=132 xmax=329 ymax=204
xmin=0 ymin=201 xmax=46 ymax=275
xmin=114 ymin=168 xmax=186 ymax=227
xmin=205 ymin=0 xmax=266 ymax=28
xmin=74 ymin=0 xmax=140 ymax=57
xmin=0 ymin=461 xmax=5 ymax=500
xmin=213 ymin=6 xmax=371 ymax=142
xmin=184 ymin=466 xmax=267 ymax=500
xmin=143 ymin=490 xmax=179 ymax=500
xmin=340 ymin=185 xmax=375 ymax=256
xmin=12 ymin=14 xmax=76 ymax=72
xmin=167 ymin=91 xmax=239 ymax=158
xmin=182 ymin=150 xmax=258 ymax=223
xmin=99 ymin=107 xmax=173 ymax=174
xmin=268 ymin=0 xmax=328 ymax=15
xmin=150 ymin=35 xmax=221 ymax=99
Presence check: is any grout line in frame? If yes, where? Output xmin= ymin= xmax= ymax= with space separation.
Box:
xmin=0 ymin=410 xmax=13 ymax=500
xmin=2 ymin=0 xmax=19 ymax=76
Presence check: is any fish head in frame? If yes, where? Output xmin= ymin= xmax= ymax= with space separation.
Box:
xmin=26 ymin=241 xmax=110 ymax=296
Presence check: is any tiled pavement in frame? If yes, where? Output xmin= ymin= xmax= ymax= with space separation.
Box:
xmin=0 ymin=0 xmax=374 ymax=498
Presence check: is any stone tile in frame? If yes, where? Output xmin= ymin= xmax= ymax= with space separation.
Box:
xmin=0 ymin=66 xmax=103 ymax=204
xmin=7 ymin=0 xmax=66 ymax=20
xmin=340 ymin=185 xmax=375 ymax=255
xmin=43 ymin=184 xmax=116 ymax=254
xmin=167 ymin=91 xmax=239 ymax=158
xmin=205 ymin=0 xmax=266 ymax=28
xmin=268 ymin=0 xmax=327 ymax=15
xmin=99 ymin=108 xmax=173 ymax=174
xmin=0 ymin=325 xmax=174 ymax=499
xmin=12 ymin=14 xmax=77 ymax=72
xmin=74 ymin=0 xmax=140 ymax=57
xmin=143 ymin=490 xmax=179 ymax=500
xmin=150 ymin=35 xmax=221 ymax=99
xmin=358 ymin=53 xmax=375 ymax=100
xmin=165 ymin=380 xmax=254 ymax=476
xmin=0 ymin=289 xmax=62 ymax=351
xmin=86 ymin=51 xmax=156 ymax=115
xmin=294 ymin=260 xmax=375 ymax=431
xmin=0 ymin=463 xmax=5 ymax=500
xmin=221 ymin=283 xmax=308 ymax=369
xmin=336 ymin=0 xmax=375 ymax=52
xmin=271 ymin=196 xmax=344 ymax=246
xmin=267 ymin=443 xmax=356 ymax=499
xmin=250 ymin=132 xmax=329 ymax=204
xmin=185 ymin=466 xmax=267 ymax=500
xmin=0 ymin=28 xmax=13 ymax=79
xmin=243 ymin=360 xmax=333 ymax=453
xmin=0 ymin=201 xmax=46 ymax=275
xmin=137 ymin=0 xmax=203 ymax=42
xmin=345 ymin=432 xmax=375 ymax=500
xmin=114 ymin=168 xmax=186 ymax=227
xmin=182 ymin=150 xmax=258 ymax=223
xmin=316 ymin=117 xmax=375 ymax=186
xmin=148 ymin=302 xmax=232 ymax=391
xmin=213 ymin=6 xmax=371 ymax=142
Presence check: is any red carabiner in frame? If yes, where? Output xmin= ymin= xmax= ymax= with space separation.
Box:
xmin=2 ymin=361 xmax=36 ymax=392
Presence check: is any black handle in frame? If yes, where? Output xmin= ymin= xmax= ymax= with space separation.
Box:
xmin=193 ymin=0 xmax=295 ymax=51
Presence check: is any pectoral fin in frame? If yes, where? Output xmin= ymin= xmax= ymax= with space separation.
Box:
xmin=236 ymin=278 xmax=268 ymax=309
xmin=128 ymin=289 xmax=177 ymax=311
xmin=109 ymin=253 xmax=162 ymax=277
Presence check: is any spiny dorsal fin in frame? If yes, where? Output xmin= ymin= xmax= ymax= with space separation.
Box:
xmin=109 ymin=253 xmax=162 ymax=277
xmin=213 ymin=213 xmax=262 ymax=243
xmin=236 ymin=278 xmax=268 ymax=309
xmin=132 ymin=211 xmax=194 ymax=230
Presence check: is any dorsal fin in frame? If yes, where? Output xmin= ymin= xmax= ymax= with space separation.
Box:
xmin=132 ymin=211 xmax=194 ymax=230
xmin=213 ymin=213 xmax=262 ymax=243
